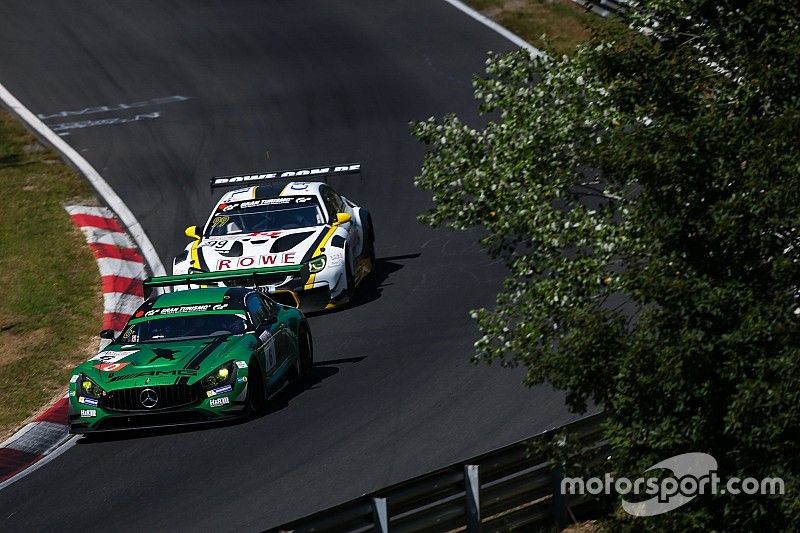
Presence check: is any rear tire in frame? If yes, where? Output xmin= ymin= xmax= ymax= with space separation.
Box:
xmin=245 ymin=359 xmax=266 ymax=417
xmin=344 ymin=248 xmax=355 ymax=299
xmin=365 ymin=218 xmax=376 ymax=266
xmin=292 ymin=326 xmax=313 ymax=381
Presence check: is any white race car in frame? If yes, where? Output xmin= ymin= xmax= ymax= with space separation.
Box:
xmin=172 ymin=163 xmax=375 ymax=312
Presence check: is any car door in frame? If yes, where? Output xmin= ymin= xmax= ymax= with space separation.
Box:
xmin=321 ymin=185 xmax=362 ymax=257
xmin=256 ymin=293 xmax=293 ymax=372
xmin=245 ymin=292 xmax=279 ymax=378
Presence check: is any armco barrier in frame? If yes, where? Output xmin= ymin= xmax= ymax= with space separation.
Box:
xmin=269 ymin=412 xmax=607 ymax=532
xmin=571 ymin=0 xmax=631 ymax=18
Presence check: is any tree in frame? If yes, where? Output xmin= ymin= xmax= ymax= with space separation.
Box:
xmin=412 ymin=1 xmax=800 ymax=529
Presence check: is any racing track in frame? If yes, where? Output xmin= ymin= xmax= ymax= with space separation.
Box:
xmin=0 ymin=2 xmax=579 ymax=529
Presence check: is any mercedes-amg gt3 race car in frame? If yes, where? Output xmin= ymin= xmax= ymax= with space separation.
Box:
xmin=68 ymin=285 xmax=312 ymax=433
xmin=172 ymin=163 xmax=375 ymax=312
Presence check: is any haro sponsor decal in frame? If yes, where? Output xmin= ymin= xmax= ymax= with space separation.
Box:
xmin=216 ymin=253 xmax=296 ymax=270
xmin=209 ymin=397 xmax=230 ymax=408
xmin=80 ymin=409 xmax=97 ymax=418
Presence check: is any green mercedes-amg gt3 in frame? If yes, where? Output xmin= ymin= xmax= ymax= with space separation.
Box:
xmin=68 ymin=280 xmax=312 ymax=433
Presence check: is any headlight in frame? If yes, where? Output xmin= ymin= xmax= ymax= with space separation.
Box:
xmin=200 ymin=361 xmax=236 ymax=390
xmin=78 ymin=374 xmax=105 ymax=399
xmin=307 ymin=255 xmax=327 ymax=273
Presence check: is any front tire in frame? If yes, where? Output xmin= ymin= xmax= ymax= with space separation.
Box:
xmin=245 ymin=359 xmax=266 ymax=417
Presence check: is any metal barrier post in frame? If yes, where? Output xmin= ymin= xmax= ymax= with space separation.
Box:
xmin=464 ymin=464 xmax=481 ymax=532
xmin=372 ymin=497 xmax=389 ymax=533
xmin=552 ymin=463 xmax=567 ymax=528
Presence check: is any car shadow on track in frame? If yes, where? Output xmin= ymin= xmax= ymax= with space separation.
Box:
xmin=309 ymin=253 xmax=420 ymax=317
xmin=74 ymin=357 xmax=366 ymax=444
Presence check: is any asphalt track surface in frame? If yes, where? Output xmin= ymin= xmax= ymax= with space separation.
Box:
xmin=0 ymin=2 xmax=579 ymax=530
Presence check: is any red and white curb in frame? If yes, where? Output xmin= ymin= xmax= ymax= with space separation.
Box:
xmin=0 ymin=206 xmax=149 ymax=489
xmin=0 ymin=396 xmax=71 ymax=486
xmin=0 ymin=82 xmax=166 ymax=491
xmin=65 ymin=205 xmax=147 ymax=337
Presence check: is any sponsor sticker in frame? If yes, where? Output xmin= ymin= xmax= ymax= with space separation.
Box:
xmin=237 ymin=377 xmax=248 ymax=383
xmin=209 ymin=397 xmax=230 ymax=408
xmin=93 ymin=362 xmax=130 ymax=372
xmin=80 ymin=409 xmax=97 ymax=418
xmin=90 ymin=349 xmax=138 ymax=363
xmin=70 ymin=375 xmax=80 ymax=383
xmin=235 ymin=361 xmax=248 ymax=369
xmin=212 ymin=384 xmax=232 ymax=395
xmin=210 ymin=164 xmax=359 ymax=186
xmin=78 ymin=397 xmax=99 ymax=406
xmin=216 ymin=253 xmax=296 ymax=270
xmin=143 ymin=303 xmax=229 ymax=316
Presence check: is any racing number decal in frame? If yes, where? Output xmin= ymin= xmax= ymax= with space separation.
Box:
xmin=211 ymin=215 xmax=229 ymax=227
xmin=259 ymin=329 xmax=277 ymax=372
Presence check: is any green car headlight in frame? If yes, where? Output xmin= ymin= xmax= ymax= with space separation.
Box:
xmin=78 ymin=374 xmax=105 ymax=399
xmin=307 ymin=255 xmax=327 ymax=273
xmin=200 ymin=361 xmax=236 ymax=390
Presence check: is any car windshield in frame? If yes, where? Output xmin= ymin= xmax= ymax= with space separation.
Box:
xmin=205 ymin=198 xmax=324 ymax=237
xmin=120 ymin=313 xmax=248 ymax=343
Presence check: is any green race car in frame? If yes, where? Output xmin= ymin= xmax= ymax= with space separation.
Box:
xmin=68 ymin=284 xmax=312 ymax=433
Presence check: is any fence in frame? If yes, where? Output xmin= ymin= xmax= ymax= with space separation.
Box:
xmin=269 ymin=412 xmax=608 ymax=532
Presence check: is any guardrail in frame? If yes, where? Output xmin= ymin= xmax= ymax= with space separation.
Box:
xmin=269 ymin=412 xmax=607 ymax=532
xmin=571 ymin=0 xmax=631 ymax=18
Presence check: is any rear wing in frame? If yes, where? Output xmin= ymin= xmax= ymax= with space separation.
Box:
xmin=209 ymin=163 xmax=361 ymax=191
xmin=143 ymin=265 xmax=310 ymax=289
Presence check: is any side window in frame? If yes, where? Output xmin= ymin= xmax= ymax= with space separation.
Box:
xmin=319 ymin=185 xmax=344 ymax=220
xmin=258 ymin=294 xmax=276 ymax=320
xmin=245 ymin=293 xmax=267 ymax=327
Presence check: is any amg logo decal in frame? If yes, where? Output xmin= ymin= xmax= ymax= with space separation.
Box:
xmin=109 ymin=369 xmax=198 ymax=382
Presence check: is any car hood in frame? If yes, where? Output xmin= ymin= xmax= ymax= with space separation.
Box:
xmin=76 ymin=335 xmax=253 ymax=388
xmin=196 ymin=226 xmax=325 ymax=271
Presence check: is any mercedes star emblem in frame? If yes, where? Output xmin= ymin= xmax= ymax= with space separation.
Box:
xmin=140 ymin=388 xmax=158 ymax=408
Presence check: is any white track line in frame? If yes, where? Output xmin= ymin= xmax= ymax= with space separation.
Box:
xmin=0 ymin=436 xmax=80 ymax=492
xmin=442 ymin=0 xmax=544 ymax=57
xmin=0 ymin=82 xmax=166 ymax=277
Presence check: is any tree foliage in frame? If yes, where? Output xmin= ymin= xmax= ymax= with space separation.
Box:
xmin=412 ymin=0 xmax=800 ymax=528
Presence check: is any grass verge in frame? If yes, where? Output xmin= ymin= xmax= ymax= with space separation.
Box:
xmin=466 ymin=0 xmax=612 ymax=55
xmin=0 ymin=108 xmax=102 ymax=440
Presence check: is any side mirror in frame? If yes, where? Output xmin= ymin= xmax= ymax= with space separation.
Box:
xmin=185 ymin=225 xmax=200 ymax=240
xmin=334 ymin=212 xmax=351 ymax=225
xmin=99 ymin=329 xmax=116 ymax=340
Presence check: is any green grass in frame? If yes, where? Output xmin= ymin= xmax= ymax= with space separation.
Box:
xmin=467 ymin=0 xmax=611 ymax=55
xmin=0 ymin=108 xmax=102 ymax=438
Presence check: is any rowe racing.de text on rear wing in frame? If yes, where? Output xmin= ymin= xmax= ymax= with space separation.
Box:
xmin=209 ymin=163 xmax=361 ymax=191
